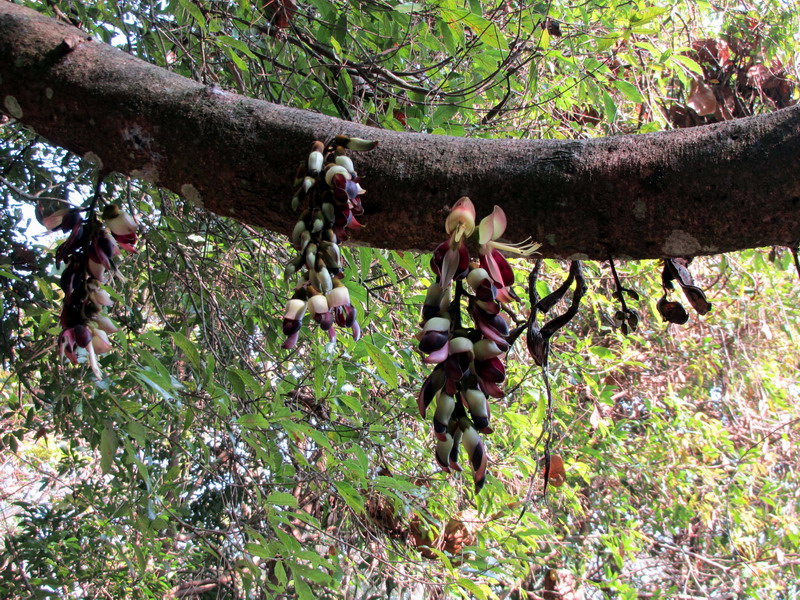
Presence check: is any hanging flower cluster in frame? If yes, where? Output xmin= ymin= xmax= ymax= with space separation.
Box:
xmin=282 ymin=135 xmax=376 ymax=349
xmin=416 ymin=197 xmax=539 ymax=492
xmin=38 ymin=199 xmax=138 ymax=377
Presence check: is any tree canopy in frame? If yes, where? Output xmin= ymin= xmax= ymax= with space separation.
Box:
xmin=1 ymin=0 xmax=799 ymax=598
xmin=2 ymin=2 xmax=800 ymax=258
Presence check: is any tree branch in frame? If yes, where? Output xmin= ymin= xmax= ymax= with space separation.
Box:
xmin=1 ymin=2 xmax=799 ymax=259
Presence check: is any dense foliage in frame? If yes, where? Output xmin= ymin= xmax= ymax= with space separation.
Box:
xmin=1 ymin=0 xmax=798 ymax=598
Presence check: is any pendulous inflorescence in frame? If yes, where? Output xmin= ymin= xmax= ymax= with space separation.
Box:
xmin=281 ymin=135 xmax=377 ymax=349
xmin=38 ymin=194 xmax=139 ymax=377
xmin=416 ymin=197 xmax=540 ymax=492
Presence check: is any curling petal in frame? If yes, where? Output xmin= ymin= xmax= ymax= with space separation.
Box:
xmin=478 ymin=205 xmax=507 ymax=246
xmin=418 ymin=368 xmax=446 ymax=417
xmin=423 ymin=341 xmax=450 ymax=364
xmin=282 ymin=330 xmax=300 ymax=349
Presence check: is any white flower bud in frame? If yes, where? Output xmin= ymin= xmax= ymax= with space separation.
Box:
xmin=327 ymin=285 xmax=350 ymax=308
xmin=473 ymin=339 xmax=504 ymax=360
xmin=325 ymin=165 xmax=351 ymax=187
xmin=308 ymin=151 xmax=324 ymax=175
xmin=283 ymin=298 xmax=307 ymax=320
xmin=423 ymin=316 xmax=450 ymax=333
xmin=334 ymin=155 xmax=356 ymax=176
xmin=307 ymin=294 xmax=329 ymax=316
xmin=467 ymin=268 xmax=491 ymax=291
xmin=449 ymin=336 xmax=474 ymax=355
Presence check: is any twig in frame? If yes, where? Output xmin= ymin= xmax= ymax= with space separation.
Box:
xmin=0 ymin=174 xmax=69 ymax=204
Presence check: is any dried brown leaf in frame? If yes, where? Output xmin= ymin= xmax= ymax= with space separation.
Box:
xmin=687 ymin=79 xmax=718 ymax=117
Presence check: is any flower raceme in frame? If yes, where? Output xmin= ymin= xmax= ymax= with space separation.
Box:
xmin=38 ymin=200 xmax=139 ymax=377
xmin=281 ymin=136 xmax=376 ymax=349
xmin=416 ymin=198 xmax=539 ymax=492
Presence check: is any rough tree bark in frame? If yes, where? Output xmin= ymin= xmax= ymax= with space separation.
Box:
xmin=1 ymin=2 xmax=799 ymax=259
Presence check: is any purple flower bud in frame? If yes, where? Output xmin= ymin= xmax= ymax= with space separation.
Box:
xmin=73 ymin=324 xmax=92 ymax=348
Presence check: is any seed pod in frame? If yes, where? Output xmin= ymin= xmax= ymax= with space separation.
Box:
xmin=546 ymin=454 xmax=566 ymax=487
xmin=657 ymin=296 xmax=689 ymax=324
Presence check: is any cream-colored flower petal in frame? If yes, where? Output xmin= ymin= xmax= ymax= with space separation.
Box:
xmin=445 ymin=197 xmax=476 ymax=240
xmin=478 ymin=205 xmax=506 ymax=245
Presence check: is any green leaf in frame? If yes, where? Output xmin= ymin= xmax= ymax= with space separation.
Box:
xmin=669 ymin=54 xmax=705 ymax=76
xmin=0 ymin=268 xmax=23 ymax=283
xmin=170 ymin=331 xmax=202 ymax=371
xmin=533 ymin=392 xmax=546 ymax=424
xmin=614 ymin=80 xmax=644 ymax=103
xmin=216 ymin=34 xmax=258 ymax=60
xmin=362 ymin=340 xmax=399 ymax=388
xmin=391 ymin=250 xmax=419 ymax=274
xmin=228 ymin=368 xmax=263 ymax=396
xmin=439 ymin=18 xmax=461 ymax=55
xmin=224 ymin=45 xmax=249 ymax=72
xmin=100 ymin=420 xmax=117 ymax=474
xmin=602 ymin=90 xmax=617 ymax=122
xmin=442 ymin=8 xmax=508 ymax=51
xmin=431 ymin=104 xmax=459 ymax=127
xmin=456 ymin=578 xmax=488 ymax=600
xmin=291 ymin=563 xmax=331 ymax=585
xmin=589 ymin=346 xmax=615 ymax=360
xmin=178 ymin=0 xmax=206 ymax=27
xmin=266 ymin=492 xmax=299 ymax=508
xmin=132 ymin=368 xmax=179 ymax=401
xmin=375 ymin=475 xmax=418 ymax=492
xmin=294 ymin=579 xmax=315 ymax=600
xmin=393 ymin=2 xmax=426 ymax=13
xmin=630 ymin=6 xmax=669 ymax=26
xmin=244 ymin=542 xmax=274 ymax=560
xmin=238 ymin=413 xmax=270 ymax=429
xmin=334 ymin=481 xmax=365 ymax=514
xmin=595 ymin=35 xmax=619 ymax=52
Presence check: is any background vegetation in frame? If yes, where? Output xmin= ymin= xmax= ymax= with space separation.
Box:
xmin=1 ymin=0 xmax=798 ymax=597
